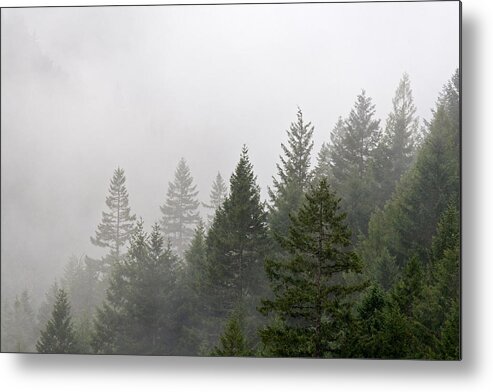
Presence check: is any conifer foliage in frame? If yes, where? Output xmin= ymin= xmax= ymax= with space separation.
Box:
xmin=206 ymin=146 xmax=270 ymax=318
xmin=160 ymin=158 xmax=200 ymax=256
xmin=91 ymin=220 xmax=178 ymax=354
xmin=269 ymin=108 xmax=314 ymax=238
xmin=260 ymin=178 xmax=364 ymax=358
xmin=328 ymin=92 xmax=381 ymax=236
xmin=203 ymin=172 xmax=228 ymax=225
xmin=36 ymin=288 xmax=79 ymax=354
xmin=91 ymin=167 xmax=136 ymax=263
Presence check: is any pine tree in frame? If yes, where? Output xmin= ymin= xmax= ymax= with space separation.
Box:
xmin=328 ymin=92 xmax=381 ymax=236
xmin=211 ymin=311 xmax=252 ymax=357
xmin=361 ymin=70 xmax=459 ymax=272
xmin=206 ymin=146 xmax=270 ymax=330
xmin=1 ymin=290 xmax=37 ymax=352
xmin=36 ymin=288 xmax=79 ymax=354
xmin=372 ymin=73 xmax=420 ymax=205
xmin=203 ymin=172 xmax=228 ymax=225
xmin=91 ymin=167 xmax=136 ymax=266
xmin=269 ymin=108 xmax=314 ymax=238
xmin=160 ymin=158 xmax=200 ymax=257
xmin=172 ymin=221 xmax=209 ymax=355
xmin=312 ymin=142 xmax=332 ymax=183
xmin=260 ymin=178 xmax=364 ymax=358
xmin=91 ymin=220 xmax=178 ymax=354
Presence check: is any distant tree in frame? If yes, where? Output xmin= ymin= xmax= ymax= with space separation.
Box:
xmin=1 ymin=290 xmax=37 ymax=352
xmin=260 ymin=178 xmax=365 ymax=358
xmin=360 ymin=70 xmax=460 ymax=274
xmin=372 ymin=73 xmax=420 ymax=204
xmin=269 ymin=108 xmax=314 ymax=239
xmin=160 ymin=158 xmax=200 ymax=257
xmin=203 ymin=172 xmax=228 ymax=225
xmin=36 ymin=288 xmax=79 ymax=354
xmin=328 ymin=92 xmax=381 ymax=236
xmin=91 ymin=167 xmax=136 ymax=267
xmin=312 ymin=141 xmax=332 ymax=183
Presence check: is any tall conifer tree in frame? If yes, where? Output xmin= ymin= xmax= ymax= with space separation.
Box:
xmin=91 ymin=220 xmax=178 ymax=354
xmin=372 ymin=73 xmax=420 ymax=204
xmin=36 ymin=288 xmax=79 ymax=354
xmin=203 ymin=172 xmax=228 ymax=225
xmin=260 ymin=178 xmax=364 ymax=358
xmin=269 ymin=108 xmax=314 ymax=238
xmin=328 ymin=91 xmax=381 ymax=236
xmin=160 ymin=158 xmax=200 ymax=257
xmin=206 ymin=146 xmax=270 ymax=322
xmin=91 ymin=167 xmax=136 ymax=266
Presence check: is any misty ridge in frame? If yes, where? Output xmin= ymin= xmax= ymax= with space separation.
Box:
xmin=1 ymin=3 xmax=459 ymax=358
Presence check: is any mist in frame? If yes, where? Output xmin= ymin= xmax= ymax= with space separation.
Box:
xmin=1 ymin=3 xmax=458 ymax=305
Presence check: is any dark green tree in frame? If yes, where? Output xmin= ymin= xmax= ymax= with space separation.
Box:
xmin=203 ymin=172 xmax=228 ymax=225
xmin=172 ymin=221 xmax=209 ymax=355
xmin=91 ymin=167 xmax=136 ymax=267
xmin=206 ymin=146 xmax=270 ymax=341
xmin=260 ymin=178 xmax=364 ymax=358
xmin=36 ymin=288 xmax=79 ymax=354
xmin=211 ymin=310 xmax=252 ymax=357
xmin=160 ymin=158 xmax=200 ymax=257
xmin=269 ymin=108 xmax=314 ymax=238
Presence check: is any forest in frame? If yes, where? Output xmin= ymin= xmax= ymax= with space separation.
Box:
xmin=1 ymin=70 xmax=460 ymax=359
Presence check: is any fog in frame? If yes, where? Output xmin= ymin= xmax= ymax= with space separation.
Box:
xmin=1 ymin=2 xmax=459 ymax=303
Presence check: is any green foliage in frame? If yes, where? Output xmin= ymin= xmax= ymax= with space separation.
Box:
xmin=260 ymin=178 xmax=365 ymax=358
xmin=91 ymin=167 xmax=136 ymax=264
xmin=211 ymin=311 xmax=252 ymax=357
xmin=269 ymin=108 xmax=314 ymax=239
xmin=206 ymin=146 xmax=270 ymax=319
xmin=328 ymin=93 xmax=381 ymax=237
xmin=361 ymin=71 xmax=460 ymax=282
xmin=91 ymin=220 xmax=178 ymax=354
xmin=36 ymin=288 xmax=79 ymax=354
xmin=160 ymin=158 xmax=201 ymax=257
xmin=371 ymin=73 xmax=420 ymax=205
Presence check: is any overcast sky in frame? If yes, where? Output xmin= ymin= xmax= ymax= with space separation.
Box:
xmin=1 ymin=2 xmax=459 ymax=302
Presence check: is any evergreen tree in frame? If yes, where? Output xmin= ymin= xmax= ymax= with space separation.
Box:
xmin=328 ymin=92 xmax=381 ymax=236
xmin=211 ymin=310 xmax=252 ymax=357
xmin=260 ymin=178 xmax=364 ymax=358
xmin=91 ymin=220 xmax=178 ymax=354
xmin=361 ymin=70 xmax=459 ymax=273
xmin=203 ymin=172 xmax=228 ymax=225
xmin=36 ymin=288 xmax=79 ymax=354
xmin=91 ymin=167 xmax=136 ymax=267
xmin=269 ymin=108 xmax=314 ymax=238
xmin=160 ymin=158 xmax=200 ymax=257
xmin=1 ymin=290 xmax=37 ymax=352
xmin=205 ymin=146 xmax=270 ymax=340
xmin=312 ymin=142 xmax=332 ymax=183
xmin=172 ymin=221 xmax=209 ymax=355
xmin=372 ymin=73 xmax=420 ymax=205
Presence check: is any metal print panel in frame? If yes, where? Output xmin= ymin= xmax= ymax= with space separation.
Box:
xmin=0 ymin=1 xmax=461 ymax=359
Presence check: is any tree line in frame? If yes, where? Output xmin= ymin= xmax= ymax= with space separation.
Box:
xmin=1 ymin=70 xmax=460 ymax=359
